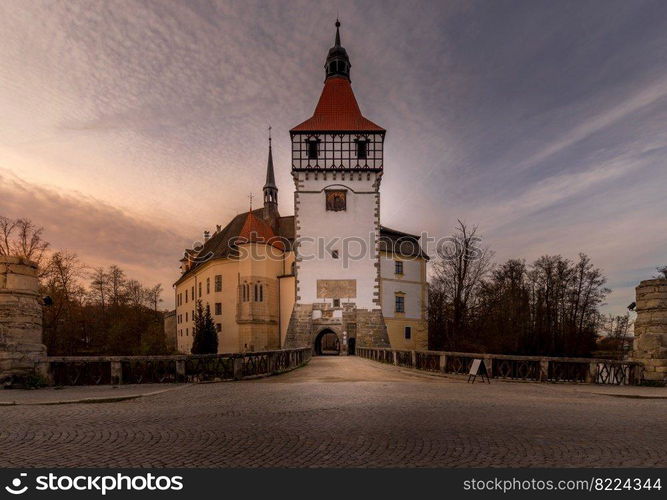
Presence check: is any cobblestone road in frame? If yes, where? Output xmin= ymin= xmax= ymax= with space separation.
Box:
xmin=1 ymin=357 xmax=665 ymax=467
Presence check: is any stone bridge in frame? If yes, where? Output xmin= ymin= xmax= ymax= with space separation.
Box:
xmin=1 ymin=356 xmax=665 ymax=467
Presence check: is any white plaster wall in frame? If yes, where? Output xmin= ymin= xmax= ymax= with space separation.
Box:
xmin=295 ymin=173 xmax=380 ymax=309
xmin=380 ymin=255 xmax=421 ymax=281
xmin=381 ymin=280 xmax=423 ymax=319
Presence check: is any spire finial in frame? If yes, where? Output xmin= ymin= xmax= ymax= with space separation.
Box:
xmin=268 ymin=125 xmax=272 ymax=146
xmin=335 ymin=18 xmax=341 ymax=46
xmin=249 ymin=192 xmax=254 ymax=212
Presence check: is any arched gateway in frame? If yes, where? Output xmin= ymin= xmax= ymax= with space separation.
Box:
xmin=314 ymin=329 xmax=340 ymax=356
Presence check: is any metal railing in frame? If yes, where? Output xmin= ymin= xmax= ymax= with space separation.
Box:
xmin=357 ymin=347 xmax=643 ymax=385
xmin=47 ymin=348 xmax=311 ymax=386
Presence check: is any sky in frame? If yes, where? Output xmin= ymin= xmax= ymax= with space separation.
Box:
xmin=1 ymin=0 xmax=666 ymax=312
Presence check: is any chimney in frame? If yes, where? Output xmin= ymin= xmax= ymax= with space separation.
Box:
xmin=203 ymin=230 xmax=210 ymax=242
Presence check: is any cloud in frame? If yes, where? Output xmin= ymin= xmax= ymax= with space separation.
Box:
xmin=0 ymin=170 xmax=191 ymax=301
xmin=1 ymin=0 xmax=667 ymax=316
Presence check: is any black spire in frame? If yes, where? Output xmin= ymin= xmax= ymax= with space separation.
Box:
xmin=263 ymin=127 xmax=278 ymax=224
xmin=325 ymin=19 xmax=350 ymax=81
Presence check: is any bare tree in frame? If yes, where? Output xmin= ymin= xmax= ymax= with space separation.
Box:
xmin=107 ymin=265 xmax=127 ymax=306
xmin=0 ymin=216 xmax=18 ymax=256
xmin=430 ymin=220 xmax=494 ymax=349
xmin=89 ymin=267 xmax=110 ymax=310
xmin=145 ymin=284 xmax=164 ymax=312
xmin=0 ymin=216 xmax=49 ymax=266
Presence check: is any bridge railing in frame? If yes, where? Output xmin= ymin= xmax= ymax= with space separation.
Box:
xmin=356 ymin=347 xmax=643 ymax=385
xmin=46 ymin=347 xmax=312 ymax=386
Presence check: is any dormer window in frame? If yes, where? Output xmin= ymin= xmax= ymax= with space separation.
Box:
xmin=356 ymin=139 xmax=368 ymax=160
xmin=307 ymin=139 xmax=319 ymax=160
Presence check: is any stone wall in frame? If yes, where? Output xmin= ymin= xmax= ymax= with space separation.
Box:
xmin=634 ymin=278 xmax=667 ymax=382
xmin=283 ymin=303 xmax=389 ymax=352
xmin=0 ymin=256 xmax=47 ymax=384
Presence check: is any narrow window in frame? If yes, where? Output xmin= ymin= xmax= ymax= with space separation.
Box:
xmin=185 ymin=290 xmax=188 ymax=303
xmin=307 ymin=139 xmax=318 ymax=159
xmin=191 ymin=286 xmax=195 ymax=299
xmin=333 ymin=298 xmax=341 ymax=308
xmin=216 ymin=323 xmax=222 ymax=333
xmin=186 ymin=312 xmax=188 ymax=322
xmin=206 ymin=277 xmax=210 ymax=294
xmin=215 ymin=275 xmax=222 ymax=292
xmin=357 ymin=139 xmax=368 ymax=159
xmin=404 ymin=326 xmax=412 ymax=340
xmin=395 ymin=295 xmax=405 ymax=314
xmin=186 ymin=328 xmax=189 ymax=336
xmin=395 ymin=261 xmax=404 ymax=275
xmin=215 ymin=303 xmax=222 ymax=315
xmin=259 ymin=284 xmax=264 ymax=302
xmin=198 ymin=282 xmax=202 ymax=297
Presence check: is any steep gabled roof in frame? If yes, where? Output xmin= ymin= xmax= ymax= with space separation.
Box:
xmin=174 ymin=210 xmax=294 ymax=285
xmin=238 ymin=211 xmax=285 ymax=250
xmin=291 ymin=76 xmax=385 ymax=132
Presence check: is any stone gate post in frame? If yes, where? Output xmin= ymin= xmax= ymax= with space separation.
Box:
xmin=633 ymin=279 xmax=667 ymax=383
xmin=0 ymin=256 xmax=48 ymax=384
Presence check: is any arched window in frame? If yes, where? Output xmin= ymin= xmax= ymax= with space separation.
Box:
xmin=259 ymin=284 xmax=264 ymax=302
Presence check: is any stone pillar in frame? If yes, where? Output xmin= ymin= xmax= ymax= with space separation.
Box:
xmin=0 ymin=256 xmax=47 ymax=384
xmin=633 ymin=279 xmax=667 ymax=382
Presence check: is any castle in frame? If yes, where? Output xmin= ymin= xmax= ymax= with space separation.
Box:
xmin=173 ymin=21 xmax=428 ymax=355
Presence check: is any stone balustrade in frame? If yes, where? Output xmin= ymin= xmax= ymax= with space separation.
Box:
xmin=46 ymin=347 xmax=311 ymax=386
xmin=357 ymin=347 xmax=643 ymax=385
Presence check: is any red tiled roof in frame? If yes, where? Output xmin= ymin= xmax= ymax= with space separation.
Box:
xmin=291 ymin=76 xmax=385 ymax=132
xmin=238 ymin=212 xmax=285 ymax=251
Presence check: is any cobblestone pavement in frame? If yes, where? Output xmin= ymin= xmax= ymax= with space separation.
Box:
xmin=1 ymin=357 xmax=665 ymax=467
xmin=0 ymin=384 xmax=188 ymax=405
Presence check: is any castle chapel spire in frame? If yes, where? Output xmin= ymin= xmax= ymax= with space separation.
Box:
xmin=262 ymin=127 xmax=279 ymax=226
xmin=325 ymin=19 xmax=351 ymax=81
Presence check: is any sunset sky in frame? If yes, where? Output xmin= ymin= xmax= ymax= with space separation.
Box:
xmin=1 ymin=0 xmax=666 ymax=312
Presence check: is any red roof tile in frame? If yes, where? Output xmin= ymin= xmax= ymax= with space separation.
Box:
xmin=291 ymin=76 xmax=385 ymax=132
xmin=238 ymin=212 xmax=285 ymax=251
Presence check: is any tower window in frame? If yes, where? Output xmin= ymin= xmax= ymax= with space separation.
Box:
xmin=356 ymin=139 xmax=368 ymax=159
xmin=395 ymin=261 xmax=404 ymax=275
xmin=215 ymin=302 xmax=222 ymax=315
xmin=404 ymin=326 xmax=412 ymax=340
xmin=215 ymin=275 xmax=222 ymax=292
xmin=325 ymin=190 xmax=347 ymax=211
xmin=395 ymin=295 xmax=405 ymax=314
xmin=307 ymin=140 xmax=319 ymax=159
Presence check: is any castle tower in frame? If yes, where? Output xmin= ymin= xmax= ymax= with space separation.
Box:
xmin=285 ymin=20 xmax=390 ymax=352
